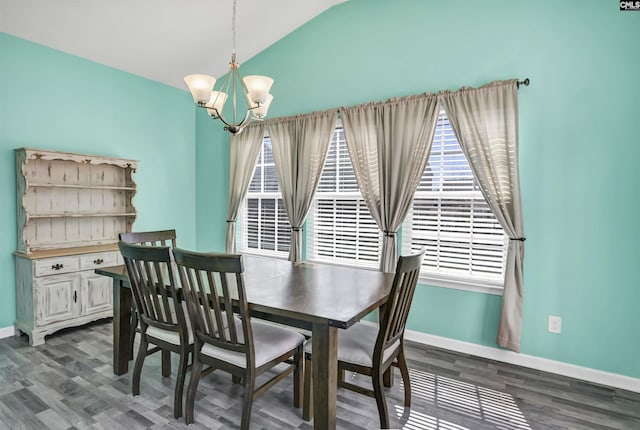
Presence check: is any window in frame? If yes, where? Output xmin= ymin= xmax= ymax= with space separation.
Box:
xmin=239 ymin=137 xmax=290 ymax=257
xmin=240 ymin=113 xmax=507 ymax=292
xmin=402 ymin=111 xmax=508 ymax=292
xmin=307 ymin=126 xmax=381 ymax=268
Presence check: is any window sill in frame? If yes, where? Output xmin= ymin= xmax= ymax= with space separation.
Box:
xmin=239 ymin=249 xmax=289 ymax=260
xmin=305 ymin=258 xmax=379 ymax=272
xmin=418 ymin=275 xmax=504 ymax=296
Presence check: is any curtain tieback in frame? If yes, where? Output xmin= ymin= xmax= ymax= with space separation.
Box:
xmin=383 ymin=230 xmax=397 ymax=237
xmin=226 ymin=220 xmax=235 ymax=223
xmin=509 ymin=237 xmax=526 ymax=241
xmin=291 ymin=227 xmax=303 ymax=232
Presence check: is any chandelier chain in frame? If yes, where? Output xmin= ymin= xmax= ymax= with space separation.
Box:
xmin=232 ymin=0 xmax=237 ymax=54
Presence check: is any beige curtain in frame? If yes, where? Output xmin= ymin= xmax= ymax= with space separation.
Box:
xmin=268 ymin=110 xmax=338 ymax=262
xmin=341 ymin=94 xmax=440 ymax=273
xmin=225 ymin=123 xmax=265 ymax=253
xmin=441 ymin=80 xmax=525 ymax=352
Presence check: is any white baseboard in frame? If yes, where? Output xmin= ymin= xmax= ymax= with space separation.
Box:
xmin=402 ymin=328 xmax=640 ymax=394
xmin=0 ymin=325 xmax=15 ymax=340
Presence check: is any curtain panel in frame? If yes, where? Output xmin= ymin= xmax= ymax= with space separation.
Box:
xmin=441 ymin=79 xmax=525 ymax=352
xmin=225 ymin=123 xmax=265 ymax=253
xmin=268 ymin=109 xmax=339 ymax=262
xmin=340 ymin=94 xmax=440 ymax=273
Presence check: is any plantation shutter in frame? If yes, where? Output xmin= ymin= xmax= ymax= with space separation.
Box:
xmin=402 ymin=111 xmax=508 ymax=286
xmin=308 ymin=126 xmax=381 ymax=268
xmin=241 ymin=136 xmax=291 ymax=256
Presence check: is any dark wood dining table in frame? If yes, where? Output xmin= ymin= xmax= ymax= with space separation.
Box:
xmin=96 ymin=254 xmax=395 ymax=430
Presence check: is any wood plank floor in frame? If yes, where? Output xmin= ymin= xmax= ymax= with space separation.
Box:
xmin=0 ymin=320 xmax=638 ymax=430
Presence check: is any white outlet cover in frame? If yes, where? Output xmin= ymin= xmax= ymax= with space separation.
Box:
xmin=548 ymin=315 xmax=562 ymax=334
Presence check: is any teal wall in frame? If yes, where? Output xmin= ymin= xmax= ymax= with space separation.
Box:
xmin=0 ymin=33 xmax=198 ymax=328
xmin=196 ymin=0 xmax=640 ymax=378
xmin=195 ymin=109 xmax=229 ymax=252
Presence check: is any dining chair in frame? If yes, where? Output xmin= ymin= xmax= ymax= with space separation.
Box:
xmin=172 ymin=248 xmax=306 ymax=429
xmin=118 ymin=241 xmax=192 ymax=419
xmin=119 ymin=230 xmax=177 ymax=361
xmin=302 ymin=249 xmax=425 ymax=429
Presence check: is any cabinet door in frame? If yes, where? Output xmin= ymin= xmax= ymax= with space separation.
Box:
xmin=34 ymin=274 xmax=80 ymax=326
xmin=80 ymin=272 xmax=113 ymax=316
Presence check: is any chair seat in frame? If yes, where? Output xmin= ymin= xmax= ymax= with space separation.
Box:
xmin=304 ymin=322 xmax=399 ymax=367
xmin=145 ymin=300 xmax=194 ymax=346
xmin=201 ymin=319 xmax=305 ymax=368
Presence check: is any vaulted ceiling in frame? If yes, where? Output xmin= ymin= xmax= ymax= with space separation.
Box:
xmin=0 ymin=0 xmax=346 ymax=89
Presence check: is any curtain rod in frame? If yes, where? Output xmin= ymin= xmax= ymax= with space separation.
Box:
xmin=261 ymin=78 xmax=531 ymax=128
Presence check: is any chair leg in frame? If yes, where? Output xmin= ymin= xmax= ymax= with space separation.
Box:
xmin=372 ymin=368 xmax=390 ymax=429
xmin=162 ymin=349 xmax=171 ymax=377
xmin=129 ymin=309 xmax=138 ymax=360
xmin=185 ymin=347 xmax=203 ymax=425
xmin=302 ymin=356 xmax=312 ymax=421
xmin=173 ymin=346 xmax=189 ymax=419
xmin=132 ymin=333 xmax=148 ymax=396
xmin=293 ymin=345 xmax=303 ymax=409
xmin=398 ymin=347 xmax=411 ymax=407
xmin=240 ymin=373 xmax=255 ymax=430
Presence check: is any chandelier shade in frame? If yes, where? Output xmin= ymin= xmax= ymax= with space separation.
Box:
xmin=249 ymin=93 xmax=273 ymax=119
xmin=184 ymin=74 xmax=217 ymax=105
xmin=243 ymin=75 xmax=274 ymax=105
xmin=206 ymin=91 xmax=228 ymax=119
xmin=183 ymin=0 xmax=274 ymax=135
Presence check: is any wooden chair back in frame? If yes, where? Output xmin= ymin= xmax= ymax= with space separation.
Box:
xmin=119 ymin=229 xmax=177 ymax=247
xmin=172 ymin=248 xmax=255 ymax=369
xmin=374 ymin=249 xmax=425 ymax=367
xmin=118 ymin=242 xmax=187 ymax=339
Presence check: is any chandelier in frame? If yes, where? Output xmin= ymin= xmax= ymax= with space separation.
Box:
xmin=183 ymin=0 xmax=274 ymax=135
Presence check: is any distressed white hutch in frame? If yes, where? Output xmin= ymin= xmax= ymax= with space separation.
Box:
xmin=14 ymin=148 xmax=137 ymax=345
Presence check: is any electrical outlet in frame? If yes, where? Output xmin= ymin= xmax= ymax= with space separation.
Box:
xmin=548 ymin=315 xmax=562 ymax=334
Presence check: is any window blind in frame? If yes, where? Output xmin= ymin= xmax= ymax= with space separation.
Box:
xmin=402 ymin=112 xmax=508 ymax=287
xmin=240 ymin=137 xmax=290 ymax=257
xmin=308 ymin=127 xmax=381 ymax=268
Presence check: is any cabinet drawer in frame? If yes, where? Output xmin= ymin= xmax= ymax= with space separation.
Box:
xmin=80 ymin=251 xmax=119 ymax=271
xmin=34 ymin=256 xmax=80 ymax=277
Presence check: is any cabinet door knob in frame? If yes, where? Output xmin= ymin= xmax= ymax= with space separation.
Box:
xmin=93 ymin=258 xmax=104 ymax=265
xmin=51 ymin=263 xmax=64 ymax=270
xmin=73 ymin=291 xmax=77 ymax=303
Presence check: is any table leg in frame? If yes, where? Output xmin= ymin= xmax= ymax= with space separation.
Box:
xmin=312 ymin=323 xmax=338 ymax=430
xmin=112 ymin=279 xmax=132 ymax=375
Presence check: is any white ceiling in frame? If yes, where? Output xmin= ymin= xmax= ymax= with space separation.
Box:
xmin=0 ymin=0 xmax=346 ymax=89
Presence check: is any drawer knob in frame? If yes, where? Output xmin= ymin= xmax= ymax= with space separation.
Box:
xmin=93 ymin=258 xmax=104 ymax=265
xmin=51 ymin=263 xmax=64 ymax=270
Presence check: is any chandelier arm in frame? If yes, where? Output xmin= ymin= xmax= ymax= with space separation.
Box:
xmin=232 ymin=67 xmax=238 ymax=126
xmin=196 ymin=104 xmax=254 ymax=135
xmin=228 ymin=109 xmax=253 ymax=134
xmin=196 ymin=105 xmax=232 ymax=127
